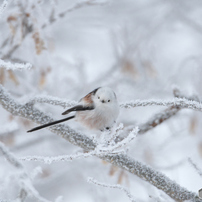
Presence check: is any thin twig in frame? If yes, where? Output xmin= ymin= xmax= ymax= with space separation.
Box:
xmin=88 ymin=177 xmax=136 ymax=202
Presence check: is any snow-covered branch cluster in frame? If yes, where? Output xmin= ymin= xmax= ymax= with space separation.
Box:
xmin=121 ymin=98 xmax=202 ymax=111
xmin=0 ymin=142 xmax=50 ymax=202
xmin=1 ymin=1 xmax=202 ymax=201
xmin=20 ymin=125 xmax=139 ymax=163
xmin=0 ymin=84 xmax=199 ymax=201
xmin=27 ymin=95 xmax=77 ymax=108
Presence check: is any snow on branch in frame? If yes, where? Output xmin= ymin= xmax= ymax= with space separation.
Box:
xmin=0 ymin=84 xmax=200 ymax=201
xmin=95 ymin=126 xmax=139 ymax=153
xmin=0 ymin=141 xmax=23 ymax=169
xmin=0 ymin=59 xmax=32 ymax=70
xmin=27 ymin=95 xmax=77 ymax=108
xmin=19 ymin=127 xmax=138 ymax=163
xmin=22 ymin=94 xmax=202 ymax=113
xmin=0 ymin=142 xmax=50 ymax=202
xmin=0 ymin=0 xmax=9 ymax=18
xmin=20 ymin=151 xmax=96 ymax=164
xmin=88 ymin=177 xmax=136 ymax=202
xmin=120 ymin=98 xmax=202 ymax=112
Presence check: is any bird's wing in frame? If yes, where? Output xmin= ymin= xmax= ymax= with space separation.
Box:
xmin=62 ymin=87 xmax=100 ymax=115
xmin=62 ymin=105 xmax=94 ymax=115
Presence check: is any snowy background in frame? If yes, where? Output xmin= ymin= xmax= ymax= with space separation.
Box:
xmin=1 ymin=0 xmax=202 ymax=201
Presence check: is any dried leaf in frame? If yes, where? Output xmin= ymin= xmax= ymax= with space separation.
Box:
xmin=0 ymin=68 xmax=5 ymax=84
xmin=102 ymin=160 xmax=108 ymax=165
xmin=32 ymin=32 xmax=46 ymax=55
xmin=189 ymin=116 xmax=197 ymax=135
xmin=109 ymin=165 xmax=118 ymax=176
xmin=0 ymin=133 xmax=15 ymax=146
xmin=8 ymin=70 xmax=19 ymax=85
xmin=142 ymin=61 xmax=157 ymax=78
xmin=121 ymin=59 xmax=139 ymax=79
xmin=7 ymin=15 xmax=17 ymax=22
xmin=117 ymin=169 xmax=124 ymax=184
xmin=39 ymin=70 xmax=46 ymax=88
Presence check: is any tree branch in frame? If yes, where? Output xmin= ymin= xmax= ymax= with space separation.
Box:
xmin=0 ymin=84 xmax=200 ymax=201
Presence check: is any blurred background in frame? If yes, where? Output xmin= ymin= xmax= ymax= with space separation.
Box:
xmin=1 ymin=0 xmax=202 ymax=201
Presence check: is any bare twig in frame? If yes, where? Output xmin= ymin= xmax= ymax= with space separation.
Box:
xmin=0 ymin=0 xmax=9 ymax=18
xmin=42 ymin=0 xmax=107 ymax=28
xmin=88 ymin=177 xmax=136 ymax=202
xmin=188 ymin=158 xmax=202 ymax=177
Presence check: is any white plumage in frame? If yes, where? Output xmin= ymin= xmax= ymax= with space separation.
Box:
xmin=76 ymin=87 xmax=119 ymax=130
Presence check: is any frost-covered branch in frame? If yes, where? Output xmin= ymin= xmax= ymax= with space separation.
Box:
xmin=27 ymin=95 xmax=77 ymax=108
xmin=0 ymin=59 xmax=32 ymax=70
xmin=24 ymin=94 xmax=202 ymax=113
xmin=19 ymin=127 xmax=138 ymax=163
xmin=0 ymin=142 xmax=50 ymax=202
xmin=121 ymin=98 xmax=202 ymax=111
xmin=88 ymin=177 xmax=136 ymax=202
xmin=0 ymin=84 xmax=200 ymax=201
xmin=96 ymin=127 xmax=138 ymax=153
xmin=19 ymin=151 xmax=96 ymax=164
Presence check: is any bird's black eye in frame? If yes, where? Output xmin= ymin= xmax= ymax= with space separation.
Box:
xmin=108 ymin=100 xmax=110 ymax=102
xmin=98 ymin=96 xmax=100 ymax=99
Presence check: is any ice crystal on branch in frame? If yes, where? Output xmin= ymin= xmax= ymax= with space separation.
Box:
xmin=0 ymin=59 xmax=32 ymax=71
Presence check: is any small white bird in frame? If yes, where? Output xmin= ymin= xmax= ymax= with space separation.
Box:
xmin=27 ymin=87 xmax=119 ymax=132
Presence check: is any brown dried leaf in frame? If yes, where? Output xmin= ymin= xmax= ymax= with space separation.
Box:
xmin=0 ymin=68 xmax=5 ymax=84
xmin=8 ymin=115 xmax=14 ymax=121
xmin=189 ymin=116 xmax=197 ymax=135
xmin=39 ymin=70 xmax=46 ymax=88
xmin=0 ymin=133 xmax=15 ymax=146
xmin=102 ymin=160 xmax=108 ymax=165
xmin=7 ymin=15 xmax=17 ymax=22
xmin=8 ymin=70 xmax=19 ymax=85
xmin=117 ymin=169 xmax=124 ymax=184
xmin=32 ymin=32 xmax=46 ymax=55
xmin=109 ymin=165 xmax=118 ymax=176
xmin=142 ymin=61 xmax=157 ymax=78
xmin=121 ymin=59 xmax=139 ymax=79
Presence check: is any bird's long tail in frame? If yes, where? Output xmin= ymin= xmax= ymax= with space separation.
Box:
xmin=27 ymin=115 xmax=75 ymax=133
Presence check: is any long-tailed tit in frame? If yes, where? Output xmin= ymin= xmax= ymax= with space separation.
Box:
xmin=27 ymin=87 xmax=119 ymax=132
